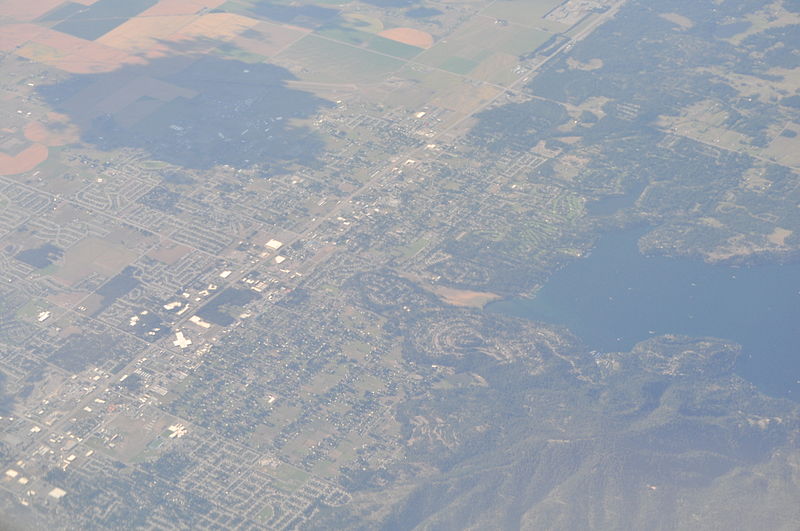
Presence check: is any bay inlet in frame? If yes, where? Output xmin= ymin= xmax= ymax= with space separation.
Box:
xmin=488 ymin=227 xmax=800 ymax=399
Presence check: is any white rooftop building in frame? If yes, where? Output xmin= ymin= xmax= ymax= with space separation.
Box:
xmin=172 ymin=331 xmax=192 ymax=349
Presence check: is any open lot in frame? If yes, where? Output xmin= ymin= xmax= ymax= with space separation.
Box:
xmin=53 ymin=236 xmax=139 ymax=286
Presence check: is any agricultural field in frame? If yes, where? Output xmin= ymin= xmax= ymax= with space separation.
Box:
xmin=276 ymin=34 xmax=406 ymax=83
xmin=415 ymin=15 xmax=554 ymax=82
xmin=483 ymin=0 xmax=570 ymax=31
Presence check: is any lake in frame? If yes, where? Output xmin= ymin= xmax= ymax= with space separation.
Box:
xmin=488 ymin=227 xmax=800 ymax=399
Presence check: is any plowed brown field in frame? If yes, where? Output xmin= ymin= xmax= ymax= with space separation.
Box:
xmin=0 ymin=143 xmax=48 ymax=175
xmin=378 ymin=27 xmax=434 ymax=48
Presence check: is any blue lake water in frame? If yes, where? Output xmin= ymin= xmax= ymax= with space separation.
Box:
xmin=488 ymin=227 xmax=800 ymax=399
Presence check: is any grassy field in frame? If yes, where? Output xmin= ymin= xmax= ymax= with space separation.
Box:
xmin=372 ymin=64 xmax=460 ymax=108
xmin=376 ymin=64 xmax=501 ymax=113
xmin=316 ymin=25 xmax=424 ymax=59
xmin=763 ymin=124 xmax=800 ymax=166
xmin=367 ymin=35 xmax=423 ymax=59
xmin=213 ymin=42 xmax=267 ymax=63
xmin=415 ymin=16 xmax=552 ymax=83
xmin=398 ymin=236 xmax=430 ymax=260
xmin=482 ymin=0 xmax=568 ymax=32
xmin=271 ymin=464 xmax=310 ymax=493
xmin=277 ymin=34 xmax=405 ymax=83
